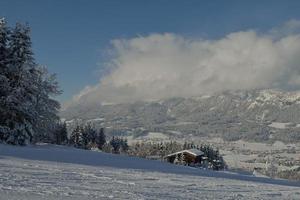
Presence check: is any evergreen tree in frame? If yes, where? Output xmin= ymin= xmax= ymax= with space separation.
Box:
xmin=109 ymin=136 xmax=127 ymax=154
xmin=69 ymin=125 xmax=83 ymax=147
xmin=31 ymin=67 xmax=61 ymax=143
xmin=81 ymin=124 xmax=91 ymax=149
xmin=110 ymin=136 xmax=119 ymax=153
xmin=54 ymin=122 xmax=68 ymax=145
xmin=0 ymin=18 xmax=11 ymax=142
xmin=183 ymin=141 xmax=188 ymax=149
xmin=84 ymin=123 xmax=97 ymax=144
xmin=0 ymin=21 xmax=61 ymax=145
xmin=60 ymin=122 xmax=68 ymax=144
xmin=102 ymin=143 xmax=113 ymax=153
xmin=4 ymin=23 xmax=36 ymax=145
xmin=96 ymin=128 xmax=106 ymax=150
xmin=119 ymin=138 xmax=129 ymax=153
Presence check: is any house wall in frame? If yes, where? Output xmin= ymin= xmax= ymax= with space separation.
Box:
xmin=183 ymin=153 xmax=197 ymax=164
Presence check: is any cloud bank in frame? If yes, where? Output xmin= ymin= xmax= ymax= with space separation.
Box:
xmin=67 ymin=20 xmax=300 ymax=107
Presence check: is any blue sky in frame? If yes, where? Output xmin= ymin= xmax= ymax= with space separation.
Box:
xmin=1 ymin=0 xmax=300 ymax=102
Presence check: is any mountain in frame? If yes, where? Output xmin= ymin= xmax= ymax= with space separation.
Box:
xmin=61 ymin=89 xmax=300 ymax=143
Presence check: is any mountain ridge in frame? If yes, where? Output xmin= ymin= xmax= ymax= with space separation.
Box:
xmin=61 ymin=89 xmax=300 ymax=143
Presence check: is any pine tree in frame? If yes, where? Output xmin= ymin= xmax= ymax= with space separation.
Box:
xmin=31 ymin=67 xmax=61 ymax=143
xmin=102 ymin=143 xmax=113 ymax=153
xmin=54 ymin=122 xmax=68 ymax=145
xmin=60 ymin=122 xmax=68 ymax=144
xmin=183 ymin=141 xmax=188 ymax=149
xmin=110 ymin=136 xmax=122 ymax=153
xmin=0 ymin=18 xmax=11 ymax=142
xmin=69 ymin=125 xmax=83 ymax=147
xmin=96 ymin=128 xmax=106 ymax=150
xmin=0 ymin=21 xmax=61 ymax=145
xmin=119 ymin=138 xmax=129 ymax=153
xmin=85 ymin=123 xmax=97 ymax=144
xmin=4 ymin=23 xmax=37 ymax=145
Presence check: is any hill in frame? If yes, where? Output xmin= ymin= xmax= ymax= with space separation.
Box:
xmin=0 ymin=144 xmax=299 ymax=199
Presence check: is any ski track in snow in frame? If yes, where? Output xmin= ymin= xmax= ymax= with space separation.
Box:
xmin=0 ymin=144 xmax=299 ymax=200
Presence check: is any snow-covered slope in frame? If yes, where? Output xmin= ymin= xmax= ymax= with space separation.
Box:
xmin=0 ymin=144 xmax=299 ymax=199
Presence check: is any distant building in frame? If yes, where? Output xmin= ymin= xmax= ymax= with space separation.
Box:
xmin=164 ymin=149 xmax=204 ymax=165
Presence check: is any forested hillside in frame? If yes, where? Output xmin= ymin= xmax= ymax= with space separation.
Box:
xmin=62 ymin=90 xmax=300 ymax=143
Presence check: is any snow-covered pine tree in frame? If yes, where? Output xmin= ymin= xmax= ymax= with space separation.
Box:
xmin=54 ymin=122 xmax=68 ymax=145
xmin=0 ymin=18 xmax=11 ymax=142
xmin=83 ymin=123 xmax=93 ymax=141
xmin=0 ymin=21 xmax=61 ymax=145
xmin=119 ymin=138 xmax=129 ymax=153
xmin=60 ymin=122 xmax=68 ymax=144
xmin=1 ymin=22 xmax=37 ymax=145
xmin=69 ymin=125 xmax=83 ymax=147
xmin=102 ymin=143 xmax=113 ymax=153
xmin=31 ymin=67 xmax=61 ymax=143
xmin=81 ymin=125 xmax=91 ymax=149
xmin=110 ymin=136 xmax=123 ymax=154
xmin=82 ymin=123 xmax=98 ymax=149
xmin=96 ymin=127 xmax=106 ymax=150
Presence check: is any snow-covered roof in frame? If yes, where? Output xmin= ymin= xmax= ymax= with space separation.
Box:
xmin=165 ymin=149 xmax=204 ymax=158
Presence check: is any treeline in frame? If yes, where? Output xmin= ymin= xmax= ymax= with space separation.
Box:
xmin=64 ymin=124 xmax=129 ymax=154
xmin=276 ymin=169 xmax=300 ymax=181
xmin=0 ymin=19 xmax=61 ymax=145
xmin=63 ymin=124 xmax=225 ymax=170
xmin=128 ymin=141 xmax=226 ymax=170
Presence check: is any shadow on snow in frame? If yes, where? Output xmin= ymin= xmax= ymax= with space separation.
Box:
xmin=0 ymin=143 xmax=299 ymax=188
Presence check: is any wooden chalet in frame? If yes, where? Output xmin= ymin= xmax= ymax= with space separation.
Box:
xmin=164 ymin=149 xmax=204 ymax=165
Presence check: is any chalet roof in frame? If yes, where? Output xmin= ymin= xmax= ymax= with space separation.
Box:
xmin=165 ymin=148 xmax=204 ymax=158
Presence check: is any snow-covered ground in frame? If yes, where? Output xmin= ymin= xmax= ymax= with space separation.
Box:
xmin=268 ymin=122 xmax=291 ymax=129
xmin=0 ymin=144 xmax=299 ymax=200
xmin=186 ymin=137 xmax=300 ymax=172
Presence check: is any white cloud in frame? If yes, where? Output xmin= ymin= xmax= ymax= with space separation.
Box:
xmin=269 ymin=19 xmax=300 ymax=38
xmin=66 ymin=20 xmax=300 ymax=107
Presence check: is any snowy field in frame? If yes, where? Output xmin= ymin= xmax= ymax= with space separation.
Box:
xmin=0 ymin=144 xmax=299 ymax=200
